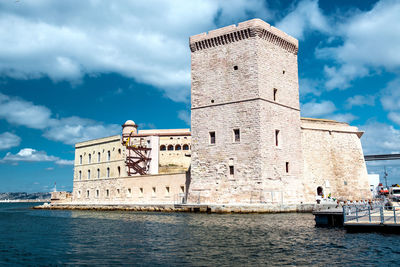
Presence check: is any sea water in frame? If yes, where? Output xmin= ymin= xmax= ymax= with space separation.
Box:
xmin=1 ymin=202 xmax=400 ymax=266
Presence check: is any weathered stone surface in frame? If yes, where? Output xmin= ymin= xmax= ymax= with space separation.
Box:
xmin=188 ymin=18 xmax=371 ymax=205
xmin=301 ymin=118 xmax=371 ymax=201
xmin=72 ymin=173 xmax=187 ymax=205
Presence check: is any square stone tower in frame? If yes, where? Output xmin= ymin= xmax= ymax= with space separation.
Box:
xmin=188 ymin=19 xmax=305 ymax=205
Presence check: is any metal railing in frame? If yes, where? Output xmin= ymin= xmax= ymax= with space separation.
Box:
xmin=344 ymin=203 xmax=400 ymax=224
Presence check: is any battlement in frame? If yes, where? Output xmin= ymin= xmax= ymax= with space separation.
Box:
xmin=189 ymin=18 xmax=298 ymax=54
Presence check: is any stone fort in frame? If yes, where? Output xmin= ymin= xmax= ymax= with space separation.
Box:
xmin=53 ymin=19 xmax=371 ymax=210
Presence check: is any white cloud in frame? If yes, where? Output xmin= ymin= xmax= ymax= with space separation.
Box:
xmin=2 ymin=148 xmax=58 ymax=162
xmin=55 ymin=159 xmax=74 ymax=166
xmin=299 ymin=78 xmax=321 ymax=97
xmin=276 ymin=0 xmax=330 ymax=40
xmin=178 ymin=110 xmax=191 ymax=125
xmin=327 ymin=113 xmax=357 ymax=123
xmin=138 ymin=122 xmax=156 ymax=129
xmin=317 ymin=0 xmax=400 ymax=90
xmin=381 ymin=78 xmax=400 ymax=111
xmin=301 ymin=100 xmax=357 ymax=123
xmin=0 ymin=0 xmax=271 ymax=102
xmin=360 ymin=121 xmax=400 ymax=155
xmin=43 ymin=117 xmax=120 ymax=145
xmin=346 ymin=94 xmax=375 ymax=109
xmin=301 ymin=100 xmax=336 ymax=117
xmin=1 ymin=148 xmax=74 ymax=166
xmin=0 ymin=132 xmax=21 ymax=150
xmin=0 ymin=92 xmax=120 ymax=144
xmin=388 ymin=112 xmax=400 ymax=125
xmin=0 ymin=93 xmax=51 ymax=129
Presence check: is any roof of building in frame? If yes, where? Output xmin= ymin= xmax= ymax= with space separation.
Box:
xmin=122 ymin=120 xmax=136 ymax=126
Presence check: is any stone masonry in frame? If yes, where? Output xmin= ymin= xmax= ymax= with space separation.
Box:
xmin=188 ymin=18 xmax=371 ymax=205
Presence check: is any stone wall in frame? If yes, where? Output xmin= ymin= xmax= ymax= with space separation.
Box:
xmin=159 ymin=135 xmax=191 ymax=170
xmin=74 ymin=135 xmax=127 ymax=181
xmin=51 ymin=191 xmax=72 ymax=204
xmin=189 ymin=19 xmax=304 ymax=205
xmin=72 ymin=173 xmax=188 ymax=204
xmin=301 ymin=118 xmax=371 ymax=202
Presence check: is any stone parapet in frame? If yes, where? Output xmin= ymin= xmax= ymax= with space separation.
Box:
xmin=301 ymin=117 xmax=364 ymax=137
xmin=189 ymin=18 xmax=298 ymax=54
xmin=75 ymin=135 xmax=121 ymax=148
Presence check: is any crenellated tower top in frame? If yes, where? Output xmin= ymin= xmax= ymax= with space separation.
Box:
xmin=189 ymin=18 xmax=298 ymax=54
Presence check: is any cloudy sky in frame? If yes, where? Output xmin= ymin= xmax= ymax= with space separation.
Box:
xmin=0 ymin=0 xmax=399 ymax=192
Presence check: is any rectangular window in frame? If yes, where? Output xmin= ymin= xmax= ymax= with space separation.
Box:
xmin=166 ymin=186 xmax=170 ymax=196
xmin=273 ymin=88 xmax=278 ymax=101
xmin=87 ymin=190 xmax=90 ymax=198
xmin=140 ymin=187 xmax=144 ymax=196
xmin=97 ymin=169 xmax=100 ymax=178
xmin=107 ymin=151 xmax=111 ymax=161
xmin=229 ymin=166 xmax=234 ymax=175
xmin=87 ymin=170 xmax=91 ymax=179
xmin=106 ymin=189 xmax=109 ymax=197
xmin=128 ymin=188 xmax=132 ymax=196
xmin=275 ymin=130 xmax=280 ymax=147
xmin=79 ymin=155 xmax=82 ymax=164
xmin=107 ymin=168 xmax=110 ymax=178
xmin=98 ymin=152 xmax=101 ymax=162
xmin=79 ymin=171 xmax=82 ymax=180
xmin=209 ymin=131 xmax=216 ymax=144
xmin=96 ymin=190 xmax=99 ymax=197
xmin=233 ymin=129 xmax=240 ymax=142
xmin=117 ymin=189 xmax=120 ymax=195
xmin=88 ymin=154 xmax=91 ymax=164
xmin=286 ymin=162 xmax=289 ymax=173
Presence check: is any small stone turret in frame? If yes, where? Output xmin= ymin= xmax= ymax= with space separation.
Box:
xmin=122 ymin=120 xmax=138 ymax=136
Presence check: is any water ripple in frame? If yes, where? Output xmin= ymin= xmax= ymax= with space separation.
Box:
xmin=1 ymin=203 xmax=400 ymax=266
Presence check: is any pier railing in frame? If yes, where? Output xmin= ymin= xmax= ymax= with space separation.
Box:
xmin=343 ymin=203 xmax=400 ymax=224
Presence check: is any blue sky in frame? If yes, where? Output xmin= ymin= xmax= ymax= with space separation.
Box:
xmin=0 ymin=0 xmax=400 ymax=192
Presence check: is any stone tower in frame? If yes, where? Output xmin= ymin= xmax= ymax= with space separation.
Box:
xmin=188 ymin=19 xmax=305 ymax=205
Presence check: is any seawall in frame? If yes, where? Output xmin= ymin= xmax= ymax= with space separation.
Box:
xmin=34 ymin=203 xmax=315 ymax=213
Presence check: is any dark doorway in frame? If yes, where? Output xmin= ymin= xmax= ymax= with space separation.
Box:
xmin=317 ymin=186 xmax=323 ymax=196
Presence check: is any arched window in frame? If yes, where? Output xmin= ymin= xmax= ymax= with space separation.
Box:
xmin=167 ymin=145 xmax=174 ymax=151
xmin=88 ymin=154 xmax=91 ymax=163
xmin=79 ymin=171 xmax=82 ymax=180
xmin=107 ymin=167 xmax=110 ymax=178
xmin=79 ymin=155 xmax=82 ymax=164
xmin=87 ymin=170 xmax=91 ymax=179
xmin=97 ymin=168 xmax=100 ymax=178
xmin=98 ymin=152 xmax=101 ymax=162
xmin=118 ymin=166 xmax=121 ymax=177
xmin=118 ymin=148 xmax=121 ymax=154
xmin=107 ymin=151 xmax=111 ymax=161
xmin=175 ymin=144 xmax=181 ymax=150
xmin=183 ymin=144 xmax=189 ymax=150
xmin=160 ymin=145 xmax=166 ymax=151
